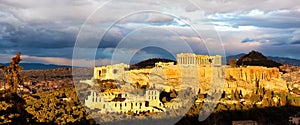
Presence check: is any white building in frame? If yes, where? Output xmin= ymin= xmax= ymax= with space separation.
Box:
xmin=85 ymin=90 xmax=165 ymax=114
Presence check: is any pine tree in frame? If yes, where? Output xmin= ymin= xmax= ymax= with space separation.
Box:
xmin=229 ymin=58 xmax=237 ymax=68
xmin=0 ymin=52 xmax=23 ymax=93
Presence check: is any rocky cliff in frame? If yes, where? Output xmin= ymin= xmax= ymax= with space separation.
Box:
xmin=119 ymin=65 xmax=288 ymax=96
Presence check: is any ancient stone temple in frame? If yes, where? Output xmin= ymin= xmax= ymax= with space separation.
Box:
xmin=176 ymin=53 xmax=222 ymax=66
xmin=93 ymin=63 xmax=130 ymax=80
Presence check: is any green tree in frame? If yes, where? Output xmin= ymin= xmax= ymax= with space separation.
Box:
xmin=229 ymin=58 xmax=237 ymax=68
xmin=0 ymin=52 xmax=24 ymax=93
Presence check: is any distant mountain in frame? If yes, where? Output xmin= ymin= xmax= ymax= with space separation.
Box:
xmin=236 ymin=51 xmax=282 ymax=68
xmin=227 ymin=52 xmax=300 ymax=66
xmin=267 ymin=56 xmax=300 ymax=66
xmin=0 ymin=63 xmax=71 ymax=70
xmin=130 ymin=58 xmax=176 ymax=69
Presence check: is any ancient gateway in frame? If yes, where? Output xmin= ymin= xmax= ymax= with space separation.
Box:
xmin=83 ymin=53 xmax=287 ymax=114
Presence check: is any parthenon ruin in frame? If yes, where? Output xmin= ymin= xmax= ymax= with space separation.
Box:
xmin=176 ymin=53 xmax=222 ymax=66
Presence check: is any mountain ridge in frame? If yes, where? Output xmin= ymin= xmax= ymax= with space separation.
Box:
xmin=227 ymin=52 xmax=300 ymax=66
xmin=0 ymin=63 xmax=71 ymax=70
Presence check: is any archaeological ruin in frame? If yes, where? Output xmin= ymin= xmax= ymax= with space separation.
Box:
xmin=83 ymin=53 xmax=288 ymax=114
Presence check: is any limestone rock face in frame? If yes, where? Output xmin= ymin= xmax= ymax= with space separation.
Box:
xmin=95 ymin=63 xmax=288 ymax=96
xmin=127 ymin=69 xmax=150 ymax=87
xmin=225 ymin=66 xmax=280 ymax=82
xmin=223 ymin=66 xmax=287 ymax=95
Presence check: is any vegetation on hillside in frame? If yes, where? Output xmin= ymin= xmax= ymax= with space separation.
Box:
xmin=0 ymin=52 xmax=24 ymax=93
xmin=130 ymin=58 xmax=176 ymax=69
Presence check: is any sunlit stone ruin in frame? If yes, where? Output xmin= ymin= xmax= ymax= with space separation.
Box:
xmin=85 ymin=89 xmax=165 ymax=114
xmin=82 ymin=52 xmax=288 ymax=115
xmin=176 ymin=53 xmax=222 ymax=66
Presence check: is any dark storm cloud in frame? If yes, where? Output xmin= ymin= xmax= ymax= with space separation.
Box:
xmin=0 ymin=40 xmax=17 ymax=48
xmin=3 ymin=26 xmax=76 ymax=49
xmin=0 ymin=0 xmax=300 ymax=64
xmin=291 ymin=41 xmax=300 ymax=44
xmin=210 ymin=9 xmax=300 ymax=29
xmin=210 ymin=9 xmax=300 ymax=55
xmin=0 ymin=25 xmax=77 ymax=60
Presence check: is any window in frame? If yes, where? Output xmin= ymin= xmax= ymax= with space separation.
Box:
xmin=102 ymin=69 xmax=107 ymax=73
xmin=113 ymin=69 xmax=118 ymax=74
xmin=98 ymin=71 xmax=101 ymax=76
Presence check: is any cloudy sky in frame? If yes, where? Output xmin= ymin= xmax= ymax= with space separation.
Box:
xmin=0 ymin=0 xmax=300 ymax=66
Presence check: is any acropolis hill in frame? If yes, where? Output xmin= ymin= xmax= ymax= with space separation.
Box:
xmin=83 ymin=52 xmax=289 ymax=113
xmin=94 ymin=53 xmax=286 ymax=93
